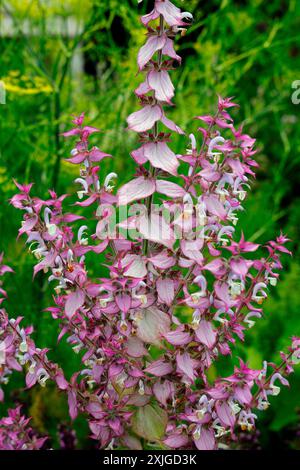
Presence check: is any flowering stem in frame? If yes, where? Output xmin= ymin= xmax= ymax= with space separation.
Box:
xmin=142 ymin=14 xmax=164 ymax=257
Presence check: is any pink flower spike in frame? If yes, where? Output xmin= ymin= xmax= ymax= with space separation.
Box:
xmin=6 ymin=0 xmax=297 ymax=453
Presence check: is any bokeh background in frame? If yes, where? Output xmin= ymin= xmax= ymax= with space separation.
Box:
xmin=0 ymin=0 xmax=300 ymax=449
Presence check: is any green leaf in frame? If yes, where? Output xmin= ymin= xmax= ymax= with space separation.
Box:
xmin=132 ymin=403 xmax=168 ymax=441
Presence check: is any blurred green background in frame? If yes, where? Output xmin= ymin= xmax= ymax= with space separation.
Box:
xmin=0 ymin=0 xmax=300 ymax=449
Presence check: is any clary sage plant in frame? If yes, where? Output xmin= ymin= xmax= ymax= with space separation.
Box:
xmin=1 ymin=0 xmax=299 ymax=450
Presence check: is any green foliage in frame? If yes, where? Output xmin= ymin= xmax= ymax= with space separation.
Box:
xmin=0 ymin=0 xmax=300 ymax=448
xmin=132 ymin=403 xmax=168 ymax=442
